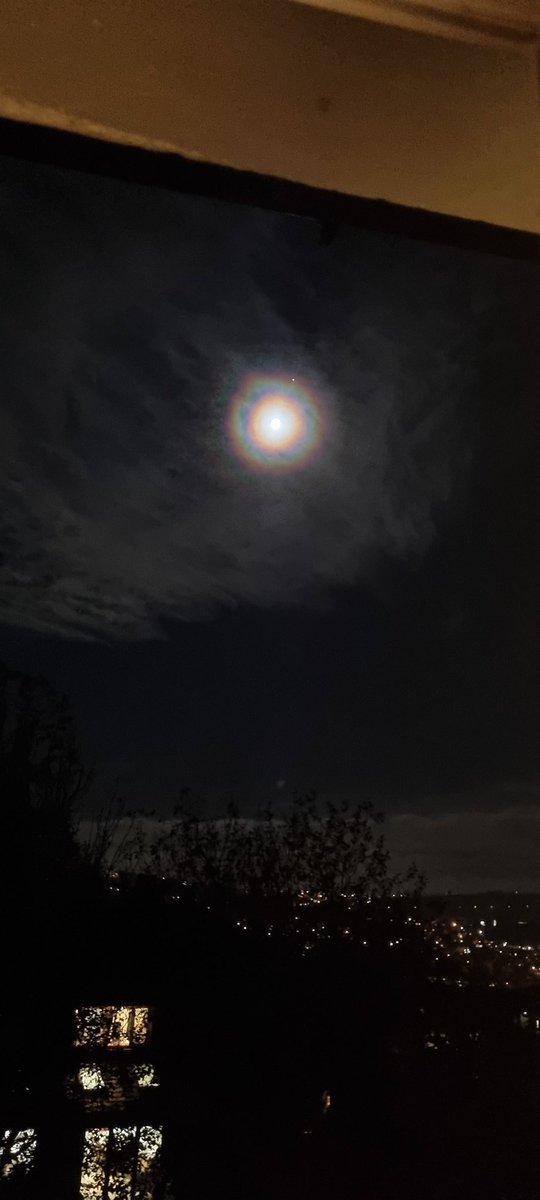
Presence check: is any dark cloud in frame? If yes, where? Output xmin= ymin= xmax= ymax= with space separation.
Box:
xmin=0 ymin=157 xmax=473 ymax=640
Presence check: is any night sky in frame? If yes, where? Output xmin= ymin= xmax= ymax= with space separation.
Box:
xmin=0 ymin=153 xmax=538 ymax=890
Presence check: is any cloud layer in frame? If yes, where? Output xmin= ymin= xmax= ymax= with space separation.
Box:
xmin=386 ymin=804 xmax=540 ymax=893
xmin=0 ymin=159 xmax=471 ymax=639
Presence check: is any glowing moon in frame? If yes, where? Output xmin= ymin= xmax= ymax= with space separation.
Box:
xmin=228 ymin=374 xmax=322 ymax=471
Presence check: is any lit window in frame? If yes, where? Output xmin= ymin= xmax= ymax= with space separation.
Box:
xmin=131 ymin=1064 xmax=159 ymax=1089
xmin=80 ymin=1128 xmax=108 ymax=1200
xmin=0 ymin=1129 xmax=37 ymax=1178
xmin=131 ymin=1008 xmax=150 ymax=1046
xmin=75 ymin=1006 xmax=150 ymax=1049
xmin=80 ymin=1126 xmax=162 ymax=1200
xmin=109 ymin=1127 xmax=137 ymax=1200
xmin=137 ymin=1126 xmax=163 ymax=1197
xmin=79 ymin=1065 xmax=106 ymax=1091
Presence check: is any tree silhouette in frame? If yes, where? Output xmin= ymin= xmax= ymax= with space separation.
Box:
xmin=0 ymin=661 xmax=93 ymax=904
xmin=145 ymin=789 xmax=424 ymax=945
xmin=0 ymin=661 xmax=98 ymax=1140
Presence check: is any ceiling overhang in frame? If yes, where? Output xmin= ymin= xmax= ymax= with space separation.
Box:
xmin=292 ymin=0 xmax=540 ymax=46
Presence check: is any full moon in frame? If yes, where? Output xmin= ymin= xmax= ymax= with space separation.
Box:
xmin=228 ymin=373 xmax=322 ymax=471
xmin=248 ymin=394 xmax=305 ymax=455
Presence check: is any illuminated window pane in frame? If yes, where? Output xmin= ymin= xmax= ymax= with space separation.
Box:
xmin=75 ymin=1007 xmax=106 ymax=1047
xmin=132 ymin=1008 xmax=149 ymax=1045
xmin=109 ymin=1007 xmax=132 ymax=1048
xmin=79 ymin=1065 xmax=106 ymax=1091
xmin=131 ymin=1064 xmax=159 ymax=1089
xmin=81 ymin=1129 xmax=108 ymax=1198
xmin=109 ymin=1127 xmax=138 ymax=1200
xmin=0 ymin=1128 xmax=37 ymax=1178
xmin=81 ymin=1129 xmax=109 ymax=1200
xmin=135 ymin=1127 xmax=163 ymax=1200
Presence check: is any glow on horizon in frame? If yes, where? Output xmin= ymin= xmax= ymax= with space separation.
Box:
xmin=228 ymin=373 xmax=323 ymax=471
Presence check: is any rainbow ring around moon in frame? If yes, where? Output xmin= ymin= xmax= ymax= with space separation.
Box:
xmin=227 ymin=374 xmax=322 ymax=471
